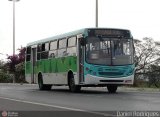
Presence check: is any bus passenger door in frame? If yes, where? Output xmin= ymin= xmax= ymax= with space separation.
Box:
xmin=78 ymin=36 xmax=85 ymax=83
xmin=31 ymin=47 xmax=37 ymax=83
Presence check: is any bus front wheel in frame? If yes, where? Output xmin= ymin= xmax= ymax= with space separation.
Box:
xmin=68 ymin=74 xmax=81 ymax=92
xmin=107 ymin=84 xmax=118 ymax=93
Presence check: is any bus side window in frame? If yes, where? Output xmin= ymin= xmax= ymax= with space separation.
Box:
xmin=67 ymin=37 xmax=77 ymax=56
xmin=50 ymin=41 xmax=57 ymax=50
xmin=68 ymin=37 xmax=77 ymax=47
xmin=59 ymin=38 xmax=67 ymax=49
xmin=41 ymin=43 xmax=49 ymax=59
xmin=49 ymin=51 xmax=57 ymax=58
xmin=37 ymin=44 xmax=41 ymax=52
xmin=37 ymin=53 xmax=41 ymax=60
xmin=49 ymin=41 xmax=57 ymax=58
xmin=58 ymin=38 xmax=67 ymax=57
xmin=37 ymin=44 xmax=41 ymax=60
xmin=42 ymin=43 xmax=45 ymax=51
xmin=26 ymin=46 xmax=31 ymax=61
xmin=26 ymin=46 xmax=31 ymax=54
xmin=50 ymin=53 xmax=55 ymax=58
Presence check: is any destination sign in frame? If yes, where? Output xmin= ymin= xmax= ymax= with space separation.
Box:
xmin=88 ymin=29 xmax=131 ymax=38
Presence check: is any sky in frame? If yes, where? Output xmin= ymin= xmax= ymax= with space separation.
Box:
xmin=0 ymin=0 xmax=160 ymax=60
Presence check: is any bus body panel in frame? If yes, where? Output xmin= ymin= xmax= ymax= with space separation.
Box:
xmin=42 ymin=73 xmax=67 ymax=85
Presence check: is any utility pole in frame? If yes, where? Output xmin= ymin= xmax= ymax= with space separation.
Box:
xmin=8 ymin=0 xmax=20 ymax=83
xmin=96 ymin=0 xmax=98 ymax=27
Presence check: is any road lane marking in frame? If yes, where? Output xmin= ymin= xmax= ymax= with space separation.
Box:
xmin=0 ymin=96 xmax=84 ymax=111
xmin=0 ymin=96 xmax=115 ymax=116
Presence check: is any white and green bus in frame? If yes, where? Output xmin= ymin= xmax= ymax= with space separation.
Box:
xmin=25 ymin=28 xmax=135 ymax=93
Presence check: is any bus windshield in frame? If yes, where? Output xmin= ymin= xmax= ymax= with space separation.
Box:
xmin=86 ymin=37 xmax=134 ymax=65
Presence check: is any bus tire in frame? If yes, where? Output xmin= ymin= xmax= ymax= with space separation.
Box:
xmin=68 ymin=73 xmax=81 ymax=92
xmin=107 ymin=84 xmax=118 ymax=93
xmin=38 ymin=74 xmax=52 ymax=90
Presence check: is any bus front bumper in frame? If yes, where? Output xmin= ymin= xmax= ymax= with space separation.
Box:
xmin=84 ymin=74 xmax=134 ymax=85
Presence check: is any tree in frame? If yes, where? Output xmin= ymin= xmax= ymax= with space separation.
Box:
xmin=134 ymin=37 xmax=160 ymax=86
xmin=18 ymin=47 xmax=26 ymax=63
xmin=0 ymin=60 xmax=11 ymax=83
xmin=134 ymin=37 xmax=160 ymax=74
xmin=7 ymin=47 xmax=26 ymax=82
xmin=147 ymin=65 xmax=160 ymax=88
xmin=7 ymin=55 xmax=19 ymax=73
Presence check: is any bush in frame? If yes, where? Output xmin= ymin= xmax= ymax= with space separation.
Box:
xmin=0 ymin=71 xmax=12 ymax=83
xmin=15 ymin=62 xmax=25 ymax=83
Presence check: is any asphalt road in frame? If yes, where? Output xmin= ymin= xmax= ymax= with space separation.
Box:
xmin=0 ymin=84 xmax=160 ymax=117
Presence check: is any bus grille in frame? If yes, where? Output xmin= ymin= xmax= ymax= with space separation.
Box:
xmin=100 ymin=80 xmax=124 ymax=82
xmin=98 ymin=72 xmax=123 ymax=76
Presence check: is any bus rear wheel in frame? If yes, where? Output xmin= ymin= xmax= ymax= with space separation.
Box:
xmin=68 ymin=74 xmax=81 ymax=92
xmin=107 ymin=84 xmax=118 ymax=93
xmin=38 ymin=74 xmax=52 ymax=90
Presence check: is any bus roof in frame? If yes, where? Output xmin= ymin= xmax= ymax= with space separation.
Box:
xmin=27 ymin=28 xmax=131 ymax=47
xmin=27 ymin=28 xmax=87 ymax=46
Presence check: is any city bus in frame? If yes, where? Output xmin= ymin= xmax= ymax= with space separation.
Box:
xmin=25 ymin=28 xmax=135 ymax=93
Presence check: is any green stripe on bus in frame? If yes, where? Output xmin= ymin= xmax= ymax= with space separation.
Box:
xmin=25 ymin=56 xmax=77 ymax=74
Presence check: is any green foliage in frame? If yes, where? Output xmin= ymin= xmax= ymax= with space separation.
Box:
xmin=0 ymin=60 xmax=12 ymax=83
xmin=15 ymin=62 xmax=25 ymax=73
xmin=0 ymin=71 xmax=12 ymax=83
xmin=0 ymin=47 xmax=26 ymax=83
xmin=15 ymin=62 xmax=25 ymax=83
xmin=147 ymin=65 xmax=160 ymax=88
